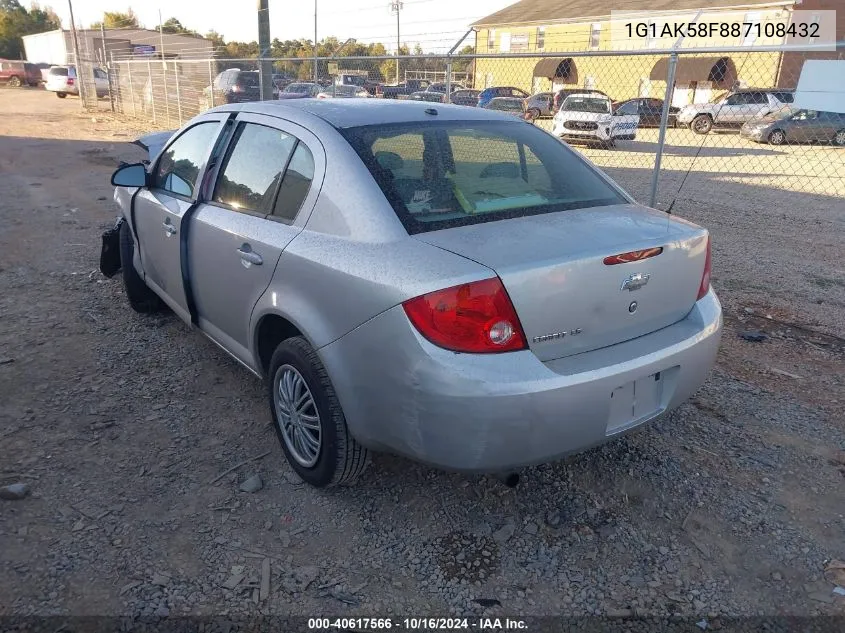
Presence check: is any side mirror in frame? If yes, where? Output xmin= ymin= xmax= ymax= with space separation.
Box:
xmin=111 ymin=163 xmax=149 ymax=187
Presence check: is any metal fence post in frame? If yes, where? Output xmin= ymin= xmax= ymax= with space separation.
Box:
xmin=162 ymin=60 xmax=171 ymax=127
xmin=107 ymin=52 xmax=115 ymax=112
xmin=174 ymin=61 xmax=183 ymax=126
xmin=208 ymin=59 xmax=215 ymax=109
xmin=147 ymin=60 xmax=156 ymax=125
xmin=445 ymin=60 xmax=452 ymax=103
xmin=649 ymin=52 xmax=678 ymax=210
xmin=127 ymin=62 xmax=136 ymax=118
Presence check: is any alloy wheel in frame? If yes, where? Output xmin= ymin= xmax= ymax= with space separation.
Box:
xmin=274 ymin=364 xmax=322 ymax=468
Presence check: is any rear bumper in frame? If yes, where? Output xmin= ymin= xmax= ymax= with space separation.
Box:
xmin=319 ymin=290 xmax=722 ymax=472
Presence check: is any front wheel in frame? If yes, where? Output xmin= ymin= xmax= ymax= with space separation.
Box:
xmin=768 ymin=129 xmax=786 ymax=146
xmin=8 ymin=76 xmax=21 ymax=88
xmin=56 ymin=92 xmax=67 ymax=99
xmin=691 ymin=114 xmax=712 ymax=135
xmin=834 ymin=129 xmax=845 ymax=147
xmin=269 ymin=337 xmax=369 ymax=488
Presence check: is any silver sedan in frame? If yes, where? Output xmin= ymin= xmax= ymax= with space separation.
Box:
xmin=105 ymin=99 xmax=722 ymax=487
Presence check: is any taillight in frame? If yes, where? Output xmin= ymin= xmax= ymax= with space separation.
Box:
xmin=402 ymin=278 xmax=527 ymax=354
xmin=696 ymin=237 xmax=712 ymax=300
xmin=66 ymin=77 xmax=74 ymax=85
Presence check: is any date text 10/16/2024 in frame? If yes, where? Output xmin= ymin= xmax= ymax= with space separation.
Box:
xmin=308 ymin=618 xmax=528 ymax=630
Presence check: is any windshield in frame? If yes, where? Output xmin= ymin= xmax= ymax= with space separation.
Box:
xmin=285 ymin=83 xmax=314 ymax=93
xmin=340 ymin=120 xmax=626 ymax=235
xmin=237 ymin=73 xmax=259 ymax=87
xmin=562 ymin=97 xmax=609 ymax=114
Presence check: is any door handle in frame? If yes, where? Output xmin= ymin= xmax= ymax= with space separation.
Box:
xmin=162 ymin=221 xmax=177 ymax=236
xmin=237 ymin=247 xmax=263 ymax=266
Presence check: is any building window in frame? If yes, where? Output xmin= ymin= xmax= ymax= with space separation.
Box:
xmin=499 ymin=31 xmax=511 ymax=53
xmin=589 ymin=23 xmax=601 ymax=50
xmin=743 ymin=12 xmax=761 ymax=45
xmin=536 ymin=26 xmax=546 ymax=51
xmin=487 ymin=28 xmax=496 ymax=51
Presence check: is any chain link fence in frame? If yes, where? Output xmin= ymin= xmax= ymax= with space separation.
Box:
xmin=105 ymin=45 xmax=845 ymax=210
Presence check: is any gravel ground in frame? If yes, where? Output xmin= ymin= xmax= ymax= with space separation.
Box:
xmin=1 ymin=90 xmax=844 ymax=622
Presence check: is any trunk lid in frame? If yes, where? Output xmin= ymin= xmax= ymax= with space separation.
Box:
xmin=414 ymin=204 xmax=709 ymax=361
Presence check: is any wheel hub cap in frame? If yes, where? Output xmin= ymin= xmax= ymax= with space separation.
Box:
xmin=274 ymin=365 xmax=321 ymax=468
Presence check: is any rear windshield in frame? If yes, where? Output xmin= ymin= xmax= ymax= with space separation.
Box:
xmin=49 ymin=67 xmax=69 ymax=76
xmin=237 ymin=72 xmax=259 ymax=87
xmin=341 ymin=120 xmax=626 ymax=235
xmin=771 ymin=91 xmax=794 ymax=103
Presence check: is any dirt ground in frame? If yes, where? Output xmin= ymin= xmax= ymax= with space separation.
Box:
xmin=1 ymin=89 xmax=844 ymax=623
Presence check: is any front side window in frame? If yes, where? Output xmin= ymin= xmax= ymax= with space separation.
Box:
xmin=154 ymin=122 xmax=220 ymax=198
xmin=616 ymin=101 xmax=638 ymax=115
xmin=341 ymin=121 xmax=625 ymax=235
xmin=214 ymin=123 xmax=297 ymax=213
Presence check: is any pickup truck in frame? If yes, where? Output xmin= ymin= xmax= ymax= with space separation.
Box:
xmin=379 ymin=79 xmax=429 ymax=99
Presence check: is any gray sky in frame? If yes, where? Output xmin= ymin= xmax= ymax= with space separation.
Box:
xmin=56 ymin=0 xmax=514 ymax=51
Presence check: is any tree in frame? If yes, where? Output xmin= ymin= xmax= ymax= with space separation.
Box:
xmin=161 ymin=17 xmax=198 ymax=36
xmin=0 ymin=0 xmax=61 ymax=59
xmin=91 ymin=8 xmax=139 ymax=30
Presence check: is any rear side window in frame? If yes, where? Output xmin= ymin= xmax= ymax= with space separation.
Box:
xmin=341 ymin=121 xmax=625 ymax=235
xmin=153 ymin=122 xmax=220 ymax=198
xmin=49 ymin=67 xmax=68 ymax=76
xmin=772 ymin=91 xmax=794 ymax=104
xmin=214 ymin=123 xmax=297 ymax=213
xmin=272 ymin=144 xmax=315 ymax=222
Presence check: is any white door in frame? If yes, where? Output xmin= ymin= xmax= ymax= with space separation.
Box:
xmin=672 ymin=82 xmax=692 ymax=108
xmin=638 ymin=77 xmax=651 ymax=98
xmin=693 ymin=81 xmax=712 ymax=104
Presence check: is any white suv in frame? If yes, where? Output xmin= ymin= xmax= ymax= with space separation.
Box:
xmin=45 ymin=66 xmax=109 ymax=99
xmin=677 ymin=89 xmax=795 ymax=134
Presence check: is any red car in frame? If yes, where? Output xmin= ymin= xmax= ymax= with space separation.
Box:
xmin=0 ymin=59 xmax=27 ymax=87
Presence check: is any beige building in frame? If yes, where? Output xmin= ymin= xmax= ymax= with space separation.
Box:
xmin=471 ymin=0 xmax=843 ymax=104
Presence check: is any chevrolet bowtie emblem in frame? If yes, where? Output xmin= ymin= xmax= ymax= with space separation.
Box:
xmin=621 ymin=272 xmax=650 ymax=292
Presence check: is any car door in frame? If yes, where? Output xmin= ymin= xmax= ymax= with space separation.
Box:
xmin=133 ymin=115 xmax=229 ymax=322
xmin=714 ymin=93 xmax=745 ymax=126
xmin=188 ymin=113 xmax=324 ymax=366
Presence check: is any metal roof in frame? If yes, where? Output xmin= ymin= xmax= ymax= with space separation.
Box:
xmin=471 ymin=0 xmax=794 ymax=27
xmin=216 ymin=99 xmax=520 ymax=128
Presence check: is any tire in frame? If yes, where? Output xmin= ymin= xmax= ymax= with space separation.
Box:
xmin=8 ymin=76 xmax=21 ymax=88
xmin=56 ymin=92 xmax=67 ymax=99
xmin=834 ymin=129 xmax=845 ymax=147
xmin=768 ymin=129 xmax=786 ymax=146
xmin=691 ymin=114 xmax=713 ymax=135
xmin=268 ymin=337 xmax=369 ymax=488
xmin=119 ymin=221 xmax=161 ymax=313
xmin=526 ymin=108 xmax=540 ymax=122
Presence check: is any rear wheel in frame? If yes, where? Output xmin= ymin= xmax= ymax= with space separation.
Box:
xmin=768 ymin=129 xmax=786 ymax=146
xmin=119 ymin=221 xmax=161 ymax=313
xmin=691 ymin=114 xmax=712 ymax=135
xmin=834 ymin=129 xmax=845 ymax=147
xmin=56 ymin=92 xmax=67 ymax=99
xmin=268 ymin=337 xmax=369 ymax=488
xmin=8 ymin=76 xmax=21 ymax=87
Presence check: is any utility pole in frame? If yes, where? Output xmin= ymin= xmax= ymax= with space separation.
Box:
xmin=67 ymin=0 xmax=86 ymax=107
xmin=389 ymin=1 xmax=403 ymax=84
xmin=313 ymin=0 xmax=318 ymax=82
xmin=258 ymin=0 xmax=273 ymax=100
xmin=158 ymin=10 xmax=166 ymax=62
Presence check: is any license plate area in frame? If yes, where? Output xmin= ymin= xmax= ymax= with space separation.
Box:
xmin=606 ymin=371 xmax=666 ymax=435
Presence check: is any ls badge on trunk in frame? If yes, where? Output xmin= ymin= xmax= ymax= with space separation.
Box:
xmin=621 ymin=272 xmax=650 ymax=292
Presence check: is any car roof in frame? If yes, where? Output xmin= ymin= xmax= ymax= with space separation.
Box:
xmin=215 ymin=99 xmax=521 ymax=128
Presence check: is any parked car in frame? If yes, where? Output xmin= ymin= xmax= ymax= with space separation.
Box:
xmin=478 ymin=86 xmax=529 ymax=108
xmin=104 ymin=99 xmax=720 ymax=487
xmin=524 ymin=92 xmax=554 ymax=120
xmin=278 ymin=82 xmax=322 ymax=99
xmin=612 ymin=98 xmax=680 ymax=128
xmin=408 ymin=83 xmax=467 ymax=103
xmin=0 ymin=59 xmax=27 ymax=87
xmin=484 ymin=96 xmax=527 ymax=118
xmin=203 ymin=69 xmax=261 ymax=106
xmin=316 ymin=84 xmax=370 ymax=99
xmin=741 ymin=106 xmax=845 ymax=146
xmin=677 ymin=89 xmax=795 ymax=134
xmin=23 ymin=63 xmax=43 ymax=87
xmin=450 ymin=89 xmax=480 ymax=107
xmin=45 ymin=66 xmax=109 ymax=98
xmin=553 ymin=88 xmax=609 ymax=113
xmin=552 ymin=93 xmax=639 ymax=147
xmin=380 ymin=79 xmax=429 ymax=99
